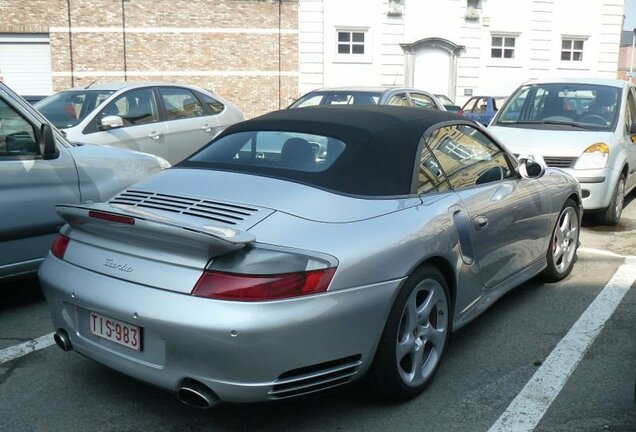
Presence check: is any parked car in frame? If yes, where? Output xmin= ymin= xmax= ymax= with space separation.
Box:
xmin=289 ymin=86 xmax=447 ymax=111
xmin=460 ymin=96 xmax=508 ymax=125
xmin=41 ymin=105 xmax=581 ymax=407
xmin=434 ymin=94 xmax=462 ymax=112
xmin=0 ymin=81 xmax=170 ymax=282
xmin=35 ymin=82 xmax=244 ymax=165
xmin=489 ymin=78 xmax=636 ymax=225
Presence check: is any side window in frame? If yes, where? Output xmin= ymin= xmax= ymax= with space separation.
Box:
xmin=387 ymin=93 xmax=409 ymax=107
xmin=101 ymin=88 xmax=159 ymax=127
xmin=198 ymin=92 xmax=225 ymax=115
xmin=474 ymin=98 xmax=488 ymax=113
xmin=462 ymin=98 xmax=478 ymax=113
xmin=410 ymin=93 xmax=436 ymax=110
xmin=625 ymin=88 xmax=636 ymax=134
xmin=418 ymin=145 xmax=450 ymax=194
xmin=426 ymin=125 xmax=513 ymax=190
xmin=159 ymin=87 xmax=204 ymax=120
xmin=0 ymin=98 xmax=38 ymax=157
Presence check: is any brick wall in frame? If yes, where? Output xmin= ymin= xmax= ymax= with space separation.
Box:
xmin=0 ymin=0 xmax=299 ymax=118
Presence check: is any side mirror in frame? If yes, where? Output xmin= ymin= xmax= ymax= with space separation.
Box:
xmin=630 ymin=122 xmax=636 ymax=136
xmin=99 ymin=115 xmax=124 ymax=131
xmin=39 ymin=123 xmax=59 ymax=159
xmin=517 ymin=156 xmax=546 ymax=179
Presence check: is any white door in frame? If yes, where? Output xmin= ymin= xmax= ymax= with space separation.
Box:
xmin=413 ymin=47 xmax=451 ymax=97
xmin=0 ymin=34 xmax=53 ymax=96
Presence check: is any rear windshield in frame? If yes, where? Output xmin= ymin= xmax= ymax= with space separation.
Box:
xmin=290 ymin=91 xmax=381 ymax=108
xmin=494 ymin=83 xmax=621 ymax=131
xmin=182 ymin=129 xmax=410 ymax=196
xmin=36 ymin=90 xmax=114 ymax=129
xmin=189 ymin=131 xmax=345 ymax=172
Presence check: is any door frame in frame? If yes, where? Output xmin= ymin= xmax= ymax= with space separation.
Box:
xmin=400 ymin=38 xmax=464 ymax=102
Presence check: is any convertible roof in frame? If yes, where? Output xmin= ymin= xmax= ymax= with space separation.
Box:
xmin=183 ymin=106 xmax=465 ymax=196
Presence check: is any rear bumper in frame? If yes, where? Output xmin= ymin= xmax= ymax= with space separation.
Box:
xmin=39 ymin=255 xmax=401 ymax=403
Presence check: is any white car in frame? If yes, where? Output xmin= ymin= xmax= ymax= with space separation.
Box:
xmin=36 ymin=82 xmax=245 ymax=165
xmin=0 ymin=82 xmax=169 ymax=282
xmin=489 ymin=78 xmax=636 ymax=225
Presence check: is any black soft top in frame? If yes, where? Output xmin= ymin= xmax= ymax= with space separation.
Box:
xmin=181 ymin=105 xmax=464 ymax=197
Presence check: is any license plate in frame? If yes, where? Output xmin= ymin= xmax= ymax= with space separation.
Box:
xmin=89 ymin=312 xmax=142 ymax=351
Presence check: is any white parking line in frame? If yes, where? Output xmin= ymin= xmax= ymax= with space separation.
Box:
xmin=578 ymin=247 xmax=626 ymax=258
xmin=0 ymin=333 xmax=55 ymax=365
xmin=488 ymin=256 xmax=636 ymax=432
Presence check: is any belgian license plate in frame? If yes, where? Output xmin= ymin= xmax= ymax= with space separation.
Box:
xmin=89 ymin=312 xmax=142 ymax=351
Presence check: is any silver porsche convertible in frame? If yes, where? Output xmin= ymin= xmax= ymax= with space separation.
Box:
xmin=40 ymin=106 xmax=581 ymax=408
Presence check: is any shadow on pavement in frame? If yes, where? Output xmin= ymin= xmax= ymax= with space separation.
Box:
xmin=0 ymin=277 xmax=43 ymax=311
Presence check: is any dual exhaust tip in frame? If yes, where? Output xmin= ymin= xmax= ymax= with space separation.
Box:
xmin=54 ymin=329 xmax=219 ymax=409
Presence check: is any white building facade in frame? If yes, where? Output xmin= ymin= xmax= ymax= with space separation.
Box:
xmin=298 ymin=0 xmax=626 ymax=105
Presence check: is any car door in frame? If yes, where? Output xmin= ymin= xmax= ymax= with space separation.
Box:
xmin=81 ymin=87 xmax=169 ymax=159
xmin=157 ymin=86 xmax=220 ymax=164
xmin=624 ymin=87 xmax=636 ymax=192
xmin=425 ymin=123 xmax=550 ymax=288
xmin=0 ymin=90 xmax=80 ymax=278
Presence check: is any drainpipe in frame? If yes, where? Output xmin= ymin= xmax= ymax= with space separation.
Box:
xmin=122 ymin=0 xmax=129 ymax=81
xmin=278 ymin=0 xmax=282 ymax=109
xmin=66 ymin=0 xmax=75 ymax=87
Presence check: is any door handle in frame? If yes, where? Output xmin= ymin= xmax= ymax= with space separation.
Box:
xmin=201 ymin=124 xmax=212 ymax=132
xmin=149 ymin=131 xmax=161 ymax=140
xmin=473 ymin=215 xmax=489 ymax=231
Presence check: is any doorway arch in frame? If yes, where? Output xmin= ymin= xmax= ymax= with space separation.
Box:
xmin=401 ymin=38 xmax=463 ymax=102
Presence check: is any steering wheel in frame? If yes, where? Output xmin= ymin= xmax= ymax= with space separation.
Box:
xmin=579 ymin=114 xmax=607 ymax=125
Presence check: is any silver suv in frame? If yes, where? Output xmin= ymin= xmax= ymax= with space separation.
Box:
xmin=0 ymin=82 xmax=169 ymax=281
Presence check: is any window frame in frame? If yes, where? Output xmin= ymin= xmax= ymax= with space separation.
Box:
xmin=157 ymin=86 xmax=206 ymax=121
xmin=560 ymin=38 xmax=584 ymax=62
xmin=86 ymin=86 xmax=160 ymax=134
xmin=490 ymin=34 xmax=516 ymax=59
xmin=0 ymin=96 xmax=42 ymax=160
xmin=334 ymin=27 xmax=371 ymax=63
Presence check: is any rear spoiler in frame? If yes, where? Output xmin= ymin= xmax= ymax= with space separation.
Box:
xmin=56 ymin=203 xmax=255 ymax=255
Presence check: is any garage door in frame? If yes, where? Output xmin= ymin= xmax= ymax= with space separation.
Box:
xmin=0 ymin=33 xmax=53 ymax=96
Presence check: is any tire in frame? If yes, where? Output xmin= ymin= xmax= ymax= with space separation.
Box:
xmin=541 ymin=199 xmax=580 ymax=282
xmin=370 ymin=265 xmax=451 ymax=400
xmin=599 ymin=175 xmax=625 ymax=226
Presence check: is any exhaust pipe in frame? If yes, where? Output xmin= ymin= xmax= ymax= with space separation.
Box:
xmin=176 ymin=378 xmax=220 ymax=409
xmin=53 ymin=329 xmax=72 ymax=352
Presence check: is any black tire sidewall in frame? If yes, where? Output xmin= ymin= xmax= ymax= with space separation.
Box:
xmin=370 ymin=265 xmax=451 ymax=400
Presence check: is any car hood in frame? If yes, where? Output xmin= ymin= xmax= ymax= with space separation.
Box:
xmin=488 ymin=125 xmax=614 ymax=157
xmin=123 ymin=168 xmax=421 ymax=223
xmin=68 ymin=145 xmax=166 ymax=202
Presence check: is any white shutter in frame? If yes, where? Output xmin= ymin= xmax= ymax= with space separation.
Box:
xmin=0 ymin=33 xmax=53 ymax=96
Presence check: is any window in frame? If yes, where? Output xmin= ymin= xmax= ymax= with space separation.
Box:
xmin=101 ymin=88 xmax=159 ymax=126
xmin=37 ymin=90 xmax=113 ymax=129
xmin=491 ymin=36 xmax=515 ymax=59
xmin=0 ymin=98 xmax=38 ymax=156
xmin=410 ymin=93 xmax=437 ymax=110
xmin=189 ymin=131 xmax=345 ymax=173
xmin=291 ymin=91 xmax=380 ymax=107
xmin=159 ymin=87 xmax=204 ymax=120
xmin=337 ymin=30 xmax=365 ymax=55
xmin=625 ymin=89 xmax=636 ymax=135
xmin=418 ymin=147 xmax=449 ymax=195
xmin=387 ymin=93 xmax=409 ymax=107
xmin=198 ymin=92 xmax=224 ymax=115
xmin=426 ymin=125 xmax=513 ymax=190
xmin=561 ymin=39 xmax=584 ymax=61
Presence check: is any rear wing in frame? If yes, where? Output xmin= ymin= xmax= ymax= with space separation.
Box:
xmin=56 ymin=203 xmax=255 ymax=256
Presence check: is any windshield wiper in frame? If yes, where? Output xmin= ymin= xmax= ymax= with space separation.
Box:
xmin=502 ymin=120 xmax=592 ymax=130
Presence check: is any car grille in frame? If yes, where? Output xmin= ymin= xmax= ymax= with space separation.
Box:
xmin=109 ymin=189 xmax=263 ymax=226
xmin=543 ymin=156 xmax=577 ymax=168
xmin=269 ymin=355 xmax=362 ymax=399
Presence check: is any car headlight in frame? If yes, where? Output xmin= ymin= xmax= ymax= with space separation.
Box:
xmin=154 ymin=155 xmax=171 ymax=170
xmin=573 ymin=143 xmax=609 ymax=170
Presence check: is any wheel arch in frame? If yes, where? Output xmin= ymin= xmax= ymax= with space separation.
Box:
xmin=409 ymin=256 xmax=457 ymax=328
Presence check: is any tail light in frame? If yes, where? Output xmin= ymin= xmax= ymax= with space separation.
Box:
xmin=458 ymin=110 xmax=464 ymax=116
xmin=51 ymin=234 xmax=71 ymax=259
xmin=192 ymin=268 xmax=336 ymax=301
xmin=89 ymin=210 xmax=135 ymax=225
xmin=192 ymin=246 xmax=338 ymax=301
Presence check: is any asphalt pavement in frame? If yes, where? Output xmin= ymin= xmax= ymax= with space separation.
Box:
xmin=1 ymin=197 xmax=635 ymax=432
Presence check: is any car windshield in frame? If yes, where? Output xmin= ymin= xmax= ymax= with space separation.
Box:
xmin=494 ymin=83 xmax=621 ymax=131
xmin=290 ymin=91 xmax=381 ymax=108
xmin=36 ymin=90 xmax=114 ymax=129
